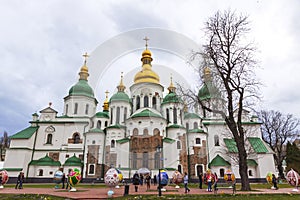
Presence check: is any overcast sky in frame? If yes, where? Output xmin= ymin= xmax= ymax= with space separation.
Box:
xmin=1 ymin=0 xmax=300 ymax=135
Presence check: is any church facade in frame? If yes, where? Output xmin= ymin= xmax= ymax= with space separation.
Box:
xmin=3 ymin=43 xmax=276 ymax=180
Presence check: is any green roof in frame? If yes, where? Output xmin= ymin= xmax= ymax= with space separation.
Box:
xmin=29 ymin=154 xmax=61 ymax=166
xmin=162 ymin=92 xmax=183 ymax=104
xmin=184 ymin=113 xmax=201 ymax=119
xmin=167 ymin=124 xmax=185 ymax=129
xmin=109 ymin=91 xmax=131 ymax=103
xmin=131 ymin=109 xmax=163 ymax=119
xmin=163 ymin=137 xmax=176 ymax=143
xmin=224 ymin=138 xmax=238 ymax=153
xmin=209 ymin=154 xmax=231 ymax=167
xmin=247 ymin=159 xmax=258 ymax=166
xmin=10 ymin=126 xmax=39 ymax=139
xmin=95 ymin=111 xmax=109 ymax=118
xmin=1 ymin=168 xmax=23 ymax=172
xmin=116 ymin=138 xmax=130 ymax=144
xmin=69 ymin=79 xmax=94 ymax=97
xmin=198 ymin=81 xmax=220 ymax=101
xmin=64 ymin=154 xmax=83 ymax=166
xmin=248 ymin=137 xmax=268 ymax=153
xmin=106 ymin=124 xmax=126 ymax=129
xmin=87 ymin=128 xmax=104 ymax=133
xmin=188 ymin=128 xmax=205 ymax=133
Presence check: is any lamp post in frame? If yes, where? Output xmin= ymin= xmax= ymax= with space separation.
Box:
xmin=156 ymin=145 xmax=162 ymax=197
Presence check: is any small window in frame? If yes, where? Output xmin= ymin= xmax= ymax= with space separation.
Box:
xmin=88 ymin=164 xmax=95 ymax=175
xmin=136 ymin=96 xmax=140 ymax=110
xmin=249 ymin=170 xmax=253 ymax=176
xmin=105 ymin=121 xmax=108 ymax=127
xmin=144 ymin=96 xmax=149 ymax=107
xmin=152 ymin=97 xmax=157 ymax=109
xmin=193 ymin=122 xmax=198 ymax=129
xmin=92 ymin=140 xmax=96 ymax=144
xmin=143 ymin=129 xmax=148 ymax=135
xmin=97 ymin=120 xmax=101 ymax=129
xmin=133 ymin=128 xmax=138 ymax=136
xmin=195 ymin=138 xmax=201 ymax=145
xmin=38 ymin=169 xmax=43 ymax=176
xmin=111 ymin=140 xmax=115 ymax=148
xmin=73 ymin=133 xmax=80 ymax=144
xmin=49 ymin=171 xmax=53 ymax=175
xmin=74 ymin=103 xmax=78 ymax=114
xmin=177 ymin=141 xmax=181 ymax=149
xmin=220 ymin=168 xmax=225 ymax=177
xmin=85 ymin=104 xmax=89 ymax=115
xmin=46 ymin=134 xmax=53 ymax=144
xmin=214 ymin=135 xmax=220 ymax=146
xmin=66 ymin=104 xmax=68 ymax=115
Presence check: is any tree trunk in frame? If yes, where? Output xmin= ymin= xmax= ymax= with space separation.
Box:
xmin=237 ymin=140 xmax=251 ymax=190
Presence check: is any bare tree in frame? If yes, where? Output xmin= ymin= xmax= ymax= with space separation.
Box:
xmin=259 ymin=110 xmax=299 ymax=179
xmin=179 ymin=10 xmax=260 ymax=191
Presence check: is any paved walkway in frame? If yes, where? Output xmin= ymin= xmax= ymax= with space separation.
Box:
xmin=0 ymin=184 xmax=299 ymax=199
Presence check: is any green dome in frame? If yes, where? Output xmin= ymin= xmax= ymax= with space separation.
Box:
xmin=64 ymin=154 xmax=83 ymax=166
xmin=95 ymin=111 xmax=109 ymax=118
xmin=69 ymin=79 xmax=94 ymax=97
xmin=162 ymin=92 xmax=183 ymax=104
xmin=184 ymin=112 xmax=201 ymax=119
xmin=198 ymin=82 xmax=220 ymax=101
xmin=109 ymin=91 xmax=131 ymax=103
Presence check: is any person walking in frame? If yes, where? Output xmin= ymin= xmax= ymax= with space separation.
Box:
xmin=62 ymin=173 xmax=66 ymax=189
xmin=198 ymin=173 xmax=203 ymax=189
xmin=145 ymin=174 xmax=151 ymax=190
xmin=272 ymin=174 xmax=278 ymax=190
xmin=132 ymin=171 xmax=140 ymax=192
xmin=213 ymin=172 xmax=218 ymax=191
xmin=15 ymin=171 xmax=24 ymax=189
xmin=183 ymin=172 xmax=190 ymax=193
xmin=153 ymin=175 xmax=157 ymax=186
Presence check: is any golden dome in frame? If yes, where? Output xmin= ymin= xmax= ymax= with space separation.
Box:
xmin=79 ymin=53 xmax=89 ymax=80
xmin=134 ymin=38 xmax=160 ymax=84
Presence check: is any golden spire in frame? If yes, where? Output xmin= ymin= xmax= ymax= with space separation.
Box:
xmin=203 ymin=66 xmax=212 ymax=82
xmin=79 ymin=52 xmax=89 ymax=80
xmin=167 ymin=74 xmax=176 ymax=93
xmin=103 ymin=90 xmax=109 ymax=111
xmin=134 ymin=37 xmax=160 ymax=84
xmin=117 ymin=72 xmax=126 ymax=92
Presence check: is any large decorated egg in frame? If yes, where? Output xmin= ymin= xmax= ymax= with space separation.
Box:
xmin=224 ymin=169 xmax=235 ymax=183
xmin=286 ymin=169 xmax=300 ymax=187
xmin=53 ymin=170 xmax=64 ymax=184
xmin=266 ymin=172 xmax=273 ymax=185
xmin=0 ymin=170 xmax=9 ymax=185
xmin=104 ymin=168 xmax=122 ymax=187
xmin=68 ymin=168 xmax=81 ymax=187
xmin=172 ymin=170 xmax=183 ymax=185
xmin=157 ymin=169 xmax=169 ymax=186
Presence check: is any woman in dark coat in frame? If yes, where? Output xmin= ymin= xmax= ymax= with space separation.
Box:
xmin=132 ymin=172 xmax=140 ymax=192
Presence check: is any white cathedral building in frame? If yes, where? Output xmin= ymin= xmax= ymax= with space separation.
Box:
xmin=3 ymin=42 xmax=276 ymax=180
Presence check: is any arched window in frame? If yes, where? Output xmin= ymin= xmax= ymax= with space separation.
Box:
xmin=46 ymin=134 xmax=53 ymax=144
xmin=177 ymin=141 xmax=181 ymax=149
xmin=136 ymin=96 xmax=140 ymax=110
xmin=143 ymin=152 xmax=149 ymax=168
xmin=89 ymin=164 xmax=95 ymax=174
xmin=195 ymin=138 xmax=201 ymax=145
xmin=73 ymin=133 xmax=80 ymax=144
xmin=92 ymin=140 xmax=96 ymax=144
xmin=116 ymin=107 xmax=120 ymax=124
xmin=66 ymin=104 xmax=68 ymax=115
xmin=196 ymin=165 xmax=203 ymax=176
xmin=178 ymin=165 xmax=182 ymax=173
xmin=105 ymin=121 xmax=108 ymax=127
xmin=249 ymin=170 xmax=253 ymax=176
xmin=143 ymin=129 xmax=148 ymax=135
xmin=133 ymin=128 xmax=138 ymax=136
xmin=152 ymin=97 xmax=157 ymax=109
xmin=173 ymin=108 xmax=177 ymax=124
xmin=85 ymin=104 xmax=89 ymax=115
xmin=186 ymin=123 xmax=189 ymax=131
xmin=97 ymin=120 xmax=101 ymax=129
xmin=144 ymin=96 xmax=149 ymax=107
xmin=214 ymin=135 xmax=220 ymax=146
xmin=153 ymin=128 xmax=160 ymax=136
xmin=132 ymin=152 xmax=137 ymax=169
xmin=220 ymin=168 xmax=225 ymax=177
xmin=193 ymin=122 xmax=198 ymax=129
xmin=74 ymin=103 xmax=78 ymax=114
xmin=124 ymin=107 xmax=127 ymax=122
xmin=111 ymin=140 xmax=115 ymax=148
xmin=110 ymin=108 xmax=113 ymax=124
xmin=166 ymin=108 xmax=170 ymax=123
xmin=38 ymin=169 xmax=43 ymax=176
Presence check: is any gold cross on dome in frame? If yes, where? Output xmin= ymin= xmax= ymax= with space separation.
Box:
xmin=82 ymin=52 xmax=89 ymax=64
xmin=143 ymin=36 xmax=149 ymax=49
